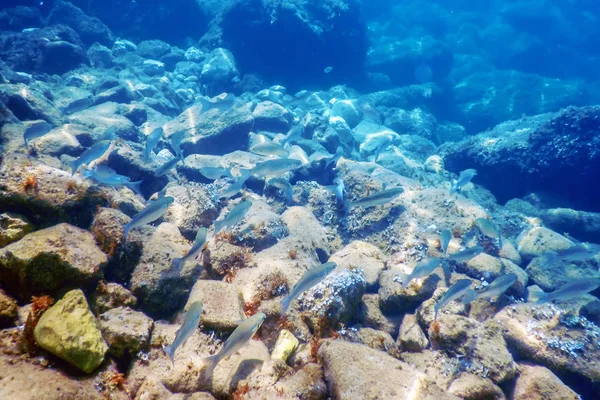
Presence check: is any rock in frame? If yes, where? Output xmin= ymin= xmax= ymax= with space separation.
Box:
xmin=137 ymin=40 xmax=172 ymax=59
xmin=447 ymin=374 xmax=506 ymax=400
xmin=0 ymin=154 xmax=110 ymax=228
xmin=278 ymin=363 xmax=328 ymax=400
xmin=42 ymin=40 xmax=89 ymax=75
xmin=351 ymin=327 xmax=397 ymax=354
xmin=251 ymin=101 xmax=293 ymax=132
xmin=93 ymin=84 xmax=136 ymax=106
xmin=318 ymin=340 xmax=458 ymax=399
xmin=357 ymin=293 xmax=401 ymax=337
xmin=163 ymin=184 xmax=219 ymax=240
xmin=367 ymin=35 xmax=453 ymax=87
xmin=525 ymin=254 xmax=600 ymax=292
xmin=67 ymin=103 xmax=141 ymax=142
xmin=130 ymin=223 xmax=202 ymax=319
xmin=435 ymin=122 xmax=467 ymax=144
xmin=0 ymin=83 xmax=63 ymax=125
xmin=496 ymin=303 xmax=600 ymax=397
xmin=112 ymin=39 xmax=137 ymax=57
xmin=330 ymin=99 xmax=362 ymax=128
xmin=0 ymin=223 xmax=107 ymax=300
xmin=214 ymin=0 xmax=368 ymax=88
xmin=233 ymin=198 xmax=289 ymax=251
xmin=398 ymin=313 xmax=428 ymax=352
xmin=200 ymin=48 xmax=239 ymax=93
xmin=431 ymin=315 xmax=518 ymax=384
xmin=0 ymin=289 xmax=18 ymax=327
xmin=297 ymin=269 xmax=367 ymax=335
xmin=99 ymin=306 xmax=153 ymax=358
xmin=175 ymin=61 xmax=203 ymax=78
xmin=541 ymin=208 xmax=600 ymax=243
xmin=328 ymin=241 xmax=386 ymax=291
xmin=0 ymin=212 xmax=32 ymax=248
xmin=48 ymin=1 xmax=115 ymax=46
xmin=142 ymin=60 xmax=165 ymax=76
xmin=202 ymin=241 xmax=255 ymax=276
xmin=87 ymin=43 xmax=114 ymax=68
xmin=424 ymin=154 xmax=444 ymax=173
xmin=271 ymin=329 xmax=299 ymax=362
xmin=0 ymin=6 xmax=43 ymax=32
xmin=516 ymin=227 xmax=573 ymax=261
xmin=459 ymin=254 xmax=528 ymax=297
xmin=92 ymin=281 xmax=137 ymax=315
xmin=32 ymin=125 xmax=83 ymax=157
xmin=512 ymin=363 xmax=580 ymax=400
xmin=440 ymin=106 xmax=600 ymax=212
xmin=162 ymin=103 xmax=254 ymax=156
xmin=34 ymin=289 xmax=108 ymax=374
xmin=384 ymin=107 xmax=438 ymax=142
xmin=379 ymin=264 xmax=445 ymax=314
xmin=183 ymin=280 xmax=245 ymax=332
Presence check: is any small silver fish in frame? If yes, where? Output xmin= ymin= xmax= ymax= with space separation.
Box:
xmin=476 ymin=273 xmax=518 ymax=299
xmin=218 ymin=170 xmax=251 ymax=199
xmin=268 ymin=177 xmax=293 ymax=204
xmin=345 ymin=187 xmax=404 ymax=209
xmin=250 ymin=158 xmax=302 ymax=177
xmin=447 ymin=246 xmax=484 ymax=262
xmin=434 ymin=279 xmax=472 ymax=319
xmin=309 ymin=146 xmax=343 ymax=168
xmin=172 ymin=227 xmax=209 ymax=271
xmin=169 ymin=131 xmax=186 ymax=161
xmin=288 ymin=145 xmax=310 ymax=165
xmin=280 ymin=124 xmax=304 ymax=146
xmin=23 ymin=121 xmax=53 ymax=146
xmin=402 ymin=257 xmax=443 ymax=289
xmin=325 ymin=177 xmax=345 ymax=204
xmin=249 ymin=141 xmax=289 ymax=158
xmin=450 ymin=169 xmax=477 ymax=194
xmin=197 ymin=92 xmax=235 ymax=113
xmin=155 ymin=157 xmax=181 ymax=177
xmin=249 ymin=132 xmax=269 ymax=148
xmin=198 ymin=166 xmax=232 ymax=180
xmin=475 ymin=218 xmax=502 ymax=248
xmin=530 ymin=279 xmax=600 ymax=304
xmin=214 ymin=200 xmax=253 ymax=234
xmin=281 ymin=261 xmax=337 ymax=314
xmin=164 ymin=301 xmax=203 ymax=366
xmin=202 ymin=312 xmax=266 ymax=378
xmin=62 ymin=96 xmax=94 ymax=115
xmin=552 ymin=243 xmax=600 ymax=263
xmin=68 ymin=140 xmax=111 ymax=175
xmin=83 ymin=165 xmax=142 ymax=194
xmin=144 ymin=127 xmax=163 ymax=162
xmin=440 ymin=229 xmax=452 ymax=256
xmin=123 ymin=196 xmax=174 ymax=240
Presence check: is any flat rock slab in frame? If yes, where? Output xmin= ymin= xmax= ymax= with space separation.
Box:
xmin=184 ymin=280 xmax=245 ymax=332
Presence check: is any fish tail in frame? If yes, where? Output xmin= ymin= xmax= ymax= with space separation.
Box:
xmin=498 ymin=234 xmax=503 ymax=249
xmin=529 ymin=287 xmax=548 ymax=304
xmin=172 ymin=257 xmax=184 ymax=272
xmin=202 ymin=354 xmax=220 ymax=380
xmin=401 ymin=277 xmax=411 ymax=289
xmin=123 ymin=223 xmax=131 ymax=241
xmin=280 ymin=296 xmax=291 ymax=315
xmin=127 ymin=180 xmax=144 ymax=195
xmin=67 ymin=160 xmax=78 ymax=176
xmin=164 ymin=345 xmax=175 ymax=367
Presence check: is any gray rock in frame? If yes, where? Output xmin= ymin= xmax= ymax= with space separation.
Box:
xmin=541 ymin=208 xmax=600 ymax=243
xmin=99 ymin=306 xmax=153 ymax=358
xmin=252 ymin=101 xmax=293 ymax=132
xmin=357 ymin=293 xmax=401 ymax=337
xmin=92 ymin=281 xmax=137 ymax=315
xmin=233 ymin=198 xmax=289 ymax=251
xmin=112 ymin=39 xmax=137 ymax=57
xmin=200 ymin=48 xmax=239 ymax=91
xmin=447 ymin=374 xmax=506 ymax=400
xmin=512 ymin=363 xmax=580 ymax=400
xmin=0 ymin=212 xmax=32 ymax=248
xmin=516 ymin=227 xmax=573 ymax=261
xmin=175 ymin=61 xmax=203 ymax=77
xmin=0 ymin=288 xmax=18 ymax=328
xmin=47 ymin=1 xmax=115 ymax=46
xmin=87 ymin=43 xmax=113 ymax=68
xmin=460 ymin=254 xmax=528 ymax=297
xmin=184 ymin=280 xmax=245 ymax=332
xmin=384 ymin=107 xmax=438 ymax=142
xmin=330 ymin=99 xmax=361 ymax=128
xmin=142 ymin=59 xmax=165 ymax=76
xmin=162 ymin=184 xmax=219 ymax=240
xmin=137 ymin=40 xmax=171 ymax=59
xmin=0 ymin=223 xmax=107 ymax=300
xmin=525 ymin=255 xmax=600 ymax=292
xmin=398 ymin=313 xmax=429 ymax=352
xmin=93 ymin=84 xmax=136 ymax=106
xmin=329 ymin=241 xmax=387 ymax=291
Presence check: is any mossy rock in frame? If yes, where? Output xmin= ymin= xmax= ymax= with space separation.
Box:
xmin=34 ymin=289 xmax=108 ymax=373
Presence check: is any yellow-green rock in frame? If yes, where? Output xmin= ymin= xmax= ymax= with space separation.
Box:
xmin=271 ymin=329 xmax=299 ymax=362
xmin=34 ymin=289 xmax=108 ymax=373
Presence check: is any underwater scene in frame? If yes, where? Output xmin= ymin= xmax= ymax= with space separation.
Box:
xmin=1 ymin=0 xmax=600 ymax=399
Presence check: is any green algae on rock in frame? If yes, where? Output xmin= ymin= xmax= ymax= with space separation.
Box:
xmin=34 ymin=289 xmax=108 ymax=373
xmin=0 ymin=223 xmax=107 ymax=300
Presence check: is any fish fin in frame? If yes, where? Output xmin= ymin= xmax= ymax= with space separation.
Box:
xmin=66 ymin=160 xmax=77 ymax=176
xmin=172 ymin=257 xmax=184 ymax=272
xmin=164 ymin=345 xmax=175 ymax=367
xmin=123 ymin=223 xmax=131 ymax=241
xmin=280 ymin=296 xmax=291 ymax=315
xmin=126 ymin=180 xmax=144 ymax=195
xmin=498 ymin=234 xmax=503 ymax=249
xmin=201 ymin=354 xmax=220 ymax=380
xmin=528 ymin=286 xmax=548 ymax=303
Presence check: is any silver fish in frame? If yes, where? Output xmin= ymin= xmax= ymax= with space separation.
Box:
xmin=281 ymin=262 xmax=337 ymax=314
xmin=164 ymin=301 xmax=203 ymax=366
xmin=440 ymin=229 xmax=452 ymax=256
xmin=477 ymin=273 xmax=518 ymax=299
xmin=218 ymin=170 xmax=251 ymax=199
xmin=68 ymin=140 xmax=111 ymax=175
xmin=155 ymin=157 xmax=181 ymax=177
xmin=268 ymin=177 xmax=293 ymax=204
xmin=198 ymin=166 xmax=232 ymax=180
xmin=249 ymin=132 xmax=269 ymax=148
xmin=450 ymin=169 xmax=477 ymax=194
xmin=345 ymin=187 xmax=404 ymax=209
xmin=402 ymin=257 xmax=443 ymax=289
xmin=214 ymin=200 xmax=253 ymax=234
xmin=250 ymin=158 xmax=302 ymax=177
xmin=83 ymin=165 xmax=142 ymax=194
xmin=530 ymin=279 xmax=600 ymax=304
xmin=169 ymin=131 xmax=186 ymax=161
xmin=309 ymin=146 xmax=343 ymax=168
xmin=325 ymin=177 xmax=345 ymax=204
xmin=144 ymin=127 xmax=163 ymax=162
xmin=62 ymin=96 xmax=94 ymax=115
xmin=435 ymin=279 xmax=472 ymax=319
xmin=475 ymin=218 xmax=502 ymax=248
xmin=447 ymin=246 xmax=484 ymax=262
xmin=197 ymin=92 xmax=235 ymax=113
xmin=23 ymin=121 xmax=53 ymax=146
xmin=172 ymin=227 xmax=209 ymax=271
xmin=123 ymin=196 xmax=174 ymax=240
xmin=551 ymin=243 xmax=600 ymax=263
xmin=202 ymin=312 xmax=266 ymax=378
xmin=280 ymin=124 xmax=304 ymax=146
xmin=288 ymin=145 xmax=310 ymax=165
xmin=249 ymin=141 xmax=289 ymax=158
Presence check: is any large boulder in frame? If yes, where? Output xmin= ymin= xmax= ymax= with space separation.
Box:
xmin=440 ymin=106 xmax=600 ymax=212
xmin=48 ymin=1 xmax=115 ymax=47
xmin=34 ymin=289 xmax=108 ymax=374
xmin=209 ymin=0 xmax=369 ymax=88
xmin=0 ymin=223 xmax=107 ymax=300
